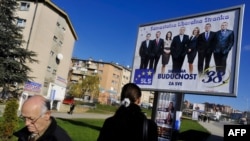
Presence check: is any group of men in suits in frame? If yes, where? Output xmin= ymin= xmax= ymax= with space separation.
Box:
xmin=139 ymin=21 xmax=234 ymax=75
xmin=139 ymin=31 xmax=164 ymax=73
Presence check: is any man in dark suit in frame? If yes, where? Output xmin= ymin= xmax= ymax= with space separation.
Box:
xmin=170 ymin=27 xmax=189 ymax=72
xmin=214 ymin=22 xmax=234 ymax=74
xmin=197 ymin=23 xmax=216 ymax=75
xmin=139 ymin=33 xmax=153 ymax=69
xmin=149 ymin=31 xmax=164 ymax=73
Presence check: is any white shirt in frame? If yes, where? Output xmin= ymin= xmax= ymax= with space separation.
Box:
xmin=179 ymin=35 xmax=183 ymax=42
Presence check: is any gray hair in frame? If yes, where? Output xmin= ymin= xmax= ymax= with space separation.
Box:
xmin=41 ymin=99 xmax=50 ymax=114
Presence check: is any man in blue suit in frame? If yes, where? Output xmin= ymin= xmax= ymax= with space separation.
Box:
xmin=170 ymin=27 xmax=189 ymax=73
xmin=197 ymin=23 xmax=216 ymax=75
xmin=214 ymin=22 xmax=234 ymax=74
xmin=149 ymin=31 xmax=164 ymax=73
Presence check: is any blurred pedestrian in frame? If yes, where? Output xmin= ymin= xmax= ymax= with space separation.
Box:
xmin=97 ymin=83 xmax=158 ymax=141
xmin=68 ymin=102 xmax=75 ymax=115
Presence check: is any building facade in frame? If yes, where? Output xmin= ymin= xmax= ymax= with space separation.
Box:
xmin=69 ymin=58 xmax=132 ymax=104
xmin=69 ymin=58 xmax=155 ymax=107
xmin=16 ymin=0 xmax=77 ymax=110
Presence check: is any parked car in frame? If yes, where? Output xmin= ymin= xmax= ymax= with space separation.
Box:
xmin=239 ymin=118 xmax=247 ymax=125
xmin=209 ymin=115 xmax=219 ymax=121
xmin=63 ymin=96 xmax=74 ymax=105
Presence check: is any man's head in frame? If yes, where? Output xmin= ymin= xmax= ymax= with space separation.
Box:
xmin=179 ymin=27 xmax=185 ymax=35
xmin=156 ymin=31 xmax=161 ymax=38
xmin=221 ymin=22 xmax=228 ymax=30
xmin=20 ymin=95 xmax=51 ymax=134
xmin=205 ymin=23 xmax=211 ymax=32
xmin=146 ymin=33 xmax=151 ymax=40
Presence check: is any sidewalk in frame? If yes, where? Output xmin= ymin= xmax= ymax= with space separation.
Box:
xmin=198 ymin=121 xmax=223 ymax=141
xmin=51 ymin=111 xmax=112 ymax=119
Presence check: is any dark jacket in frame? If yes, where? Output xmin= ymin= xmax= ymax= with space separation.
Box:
xmin=151 ymin=38 xmax=164 ymax=57
xmin=13 ymin=117 xmax=72 ymax=141
xmin=197 ymin=31 xmax=216 ymax=54
xmin=139 ymin=40 xmax=154 ymax=58
xmin=170 ymin=34 xmax=189 ymax=59
xmin=97 ymin=104 xmax=158 ymax=141
xmin=214 ymin=29 xmax=234 ymax=54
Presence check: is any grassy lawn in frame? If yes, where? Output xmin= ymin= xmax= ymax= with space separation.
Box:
xmin=2 ymin=117 xmax=210 ymax=141
xmin=178 ymin=118 xmax=210 ymax=141
xmin=1 ymin=104 xmax=209 ymax=141
xmin=87 ymin=103 xmax=153 ymax=117
xmin=56 ymin=118 xmax=104 ymax=141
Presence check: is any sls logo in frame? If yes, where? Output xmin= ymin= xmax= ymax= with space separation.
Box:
xmin=224 ymin=125 xmax=250 ymax=141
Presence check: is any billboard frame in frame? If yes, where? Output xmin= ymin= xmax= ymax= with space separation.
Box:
xmin=131 ymin=4 xmax=245 ymax=97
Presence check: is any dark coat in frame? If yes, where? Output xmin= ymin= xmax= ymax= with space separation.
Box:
xmin=170 ymin=34 xmax=189 ymax=59
xmin=187 ymin=36 xmax=198 ymax=63
xmin=214 ymin=29 xmax=234 ymax=54
xmin=151 ymin=38 xmax=164 ymax=57
xmin=197 ymin=31 xmax=216 ymax=54
xmin=97 ymin=104 xmax=158 ymax=141
xmin=139 ymin=40 xmax=154 ymax=58
xmin=13 ymin=117 xmax=72 ymax=141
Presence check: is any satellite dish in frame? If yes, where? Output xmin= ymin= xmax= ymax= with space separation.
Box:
xmin=57 ymin=53 xmax=63 ymax=60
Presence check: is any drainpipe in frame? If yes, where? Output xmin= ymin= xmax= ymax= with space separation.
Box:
xmin=26 ymin=0 xmax=38 ymax=50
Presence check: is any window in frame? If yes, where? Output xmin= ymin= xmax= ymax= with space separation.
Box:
xmin=59 ymin=41 xmax=63 ymax=46
xmin=52 ymin=69 xmax=57 ymax=75
xmin=99 ymin=64 xmax=104 ymax=67
xmin=17 ymin=19 xmax=26 ymax=27
xmin=50 ymin=51 xmax=54 ymax=56
xmin=62 ymin=27 xmax=66 ymax=32
xmin=47 ymin=66 xmax=51 ymax=72
xmin=20 ymin=2 xmax=30 ymax=11
xmin=56 ymin=22 xmax=60 ymax=27
xmin=53 ymin=36 xmax=58 ymax=42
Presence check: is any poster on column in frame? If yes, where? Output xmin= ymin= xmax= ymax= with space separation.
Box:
xmin=131 ymin=5 xmax=244 ymax=97
xmin=155 ymin=92 xmax=177 ymax=141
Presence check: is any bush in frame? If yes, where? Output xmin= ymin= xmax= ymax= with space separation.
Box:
xmin=0 ymin=98 xmax=19 ymax=140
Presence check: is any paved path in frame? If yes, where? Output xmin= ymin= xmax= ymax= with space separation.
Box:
xmin=199 ymin=121 xmax=223 ymax=141
xmin=51 ymin=111 xmax=112 ymax=119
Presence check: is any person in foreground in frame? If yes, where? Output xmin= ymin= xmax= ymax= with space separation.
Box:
xmin=13 ymin=95 xmax=72 ymax=141
xmin=97 ymin=83 xmax=158 ymax=141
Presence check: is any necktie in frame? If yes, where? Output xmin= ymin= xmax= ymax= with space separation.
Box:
xmin=156 ymin=39 xmax=159 ymax=45
xmin=29 ymin=134 xmax=37 ymax=141
xmin=205 ymin=32 xmax=209 ymax=40
xmin=222 ymin=30 xmax=226 ymax=35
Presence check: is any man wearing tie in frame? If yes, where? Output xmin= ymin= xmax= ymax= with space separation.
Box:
xmin=149 ymin=31 xmax=164 ymax=73
xmin=214 ymin=21 xmax=234 ymax=74
xmin=197 ymin=23 xmax=216 ymax=75
xmin=170 ymin=27 xmax=189 ymax=72
xmin=139 ymin=33 xmax=153 ymax=69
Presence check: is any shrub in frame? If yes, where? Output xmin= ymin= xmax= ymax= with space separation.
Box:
xmin=0 ymin=98 xmax=19 ymax=140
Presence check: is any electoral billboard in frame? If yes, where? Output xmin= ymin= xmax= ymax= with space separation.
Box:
xmin=131 ymin=5 xmax=244 ymax=96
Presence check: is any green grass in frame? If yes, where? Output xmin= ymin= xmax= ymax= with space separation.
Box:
xmin=2 ymin=117 xmax=209 ymax=141
xmin=87 ymin=103 xmax=118 ymax=114
xmin=180 ymin=118 xmax=209 ymax=133
xmin=177 ymin=118 xmax=210 ymax=141
xmin=87 ymin=103 xmax=153 ymax=117
xmin=0 ymin=104 xmax=209 ymax=141
xmin=56 ymin=118 xmax=104 ymax=141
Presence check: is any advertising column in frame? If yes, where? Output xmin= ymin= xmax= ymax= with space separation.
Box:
xmin=155 ymin=92 xmax=182 ymax=141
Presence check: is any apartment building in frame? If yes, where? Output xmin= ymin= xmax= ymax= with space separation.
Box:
xmin=69 ymin=58 xmax=132 ymax=104
xmin=16 ymin=0 xmax=77 ymax=110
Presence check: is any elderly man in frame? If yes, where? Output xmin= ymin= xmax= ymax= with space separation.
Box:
xmin=214 ymin=21 xmax=234 ymax=75
xmin=13 ymin=95 xmax=72 ymax=141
